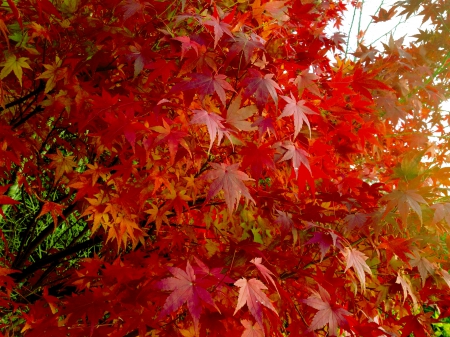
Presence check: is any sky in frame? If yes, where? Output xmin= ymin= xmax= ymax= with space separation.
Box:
xmin=332 ymin=0 xmax=450 ymax=159
xmin=339 ymin=0 xmax=427 ymax=53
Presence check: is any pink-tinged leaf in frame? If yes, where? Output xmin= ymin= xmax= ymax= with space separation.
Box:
xmin=306 ymin=231 xmax=344 ymax=261
xmin=431 ymin=203 xmax=450 ymax=226
xmin=157 ymin=261 xmax=220 ymax=334
xmin=233 ymin=277 xmax=278 ymax=330
xmin=279 ymin=92 xmax=316 ymax=138
xmin=171 ymin=72 xmax=235 ymax=106
xmin=204 ymin=162 xmax=255 ymax=212
xmin=251 ymin=116 xmax=276 ymax=139
xmin=276 ymin=141 xmax=311 ymax=178
xmin=441 ymin=269 xmax=450 ymax=288
xmin=250 ymin=258 xmax=278 ymax=293
xmin=203 ymin=15 xmax=233 ymax=48
xmin=290 ymin=69 xmax=321 ymax=97
xmin=193 ymin=256 xmax=235 ymax=284
xmin=407 ymin=251 xmax=435 ymax=286
xmin=342 ymin=247 xmax=372 ymax=292
xmin=173 ymin=36 xmax=200 ymax=59
xmin=396 ymin=273 xmax=418 ymax=308
xmin=241 ymin=319 xmax=265 ymax=337
xmin=381 ymin=189 xmax=427 ymax=224
xmin=303 ymin=285 xmax=351 ymax=336
xmin=190 ymin=109 xmax=232 ymax=153
xmin=228 ymin=32 xmax=265 ymax=64
xmin=226 ymin=94 xmax=258 ymax=131
xmin=274 ymin=210 xmax=293 ymax=236
xmin=241 ymin=69 xmax=281 ymax=110
xmin=344 ymin=213 xmax=367 ymax=232
xmin=121 ymin=0 xmax=145 ymax=20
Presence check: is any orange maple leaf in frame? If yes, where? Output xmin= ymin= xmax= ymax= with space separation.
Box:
xmin=46 ymin=149 xmax=77 ymax=183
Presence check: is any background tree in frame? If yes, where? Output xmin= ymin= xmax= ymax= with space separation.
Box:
xmin=0 ymin=0 xmax=450 ymax=336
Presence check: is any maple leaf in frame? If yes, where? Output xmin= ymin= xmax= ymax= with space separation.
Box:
xmin=121 ymin=0 xmax=146 ymax=20
xmin=228 ymin=32 xmax=265 ymax=64
xmin=431 ymin=203 xmax=450 ymax=226
xmin=37 ymin=201 xmax=66 ymax=230
xmin=233 ymin=277 xmax=278 ymax=330
xmin=171 ymin=72 xmax=235 ymax=106
xmin=396 ymin=273 xmax=418 ymax=308
xmin=441 ymin=269 xmax=450 ymax=288
xmin=157 ymin=261 xmax=220 ymax=334
xmin=279 ymin=92 xmax=316 ymax=139
xmin=371 ymin=7 xmax=397 ymax=23
xmin=303 ymin=285 xmax=351 ymax=336
xmin=251 ymin=116 xmax=276 ymax=139
xmin=344 ymin=213 xmax=367 ymax=232
xmin=0 ymin=185 xmax=20 ymax=206
xmin=241 ymin=319 xmax=264 ymax=337
xmin=0 ymin=54 xmax=32 ymax=86
xmin=274 ymin=210 xmax=293 ymax=236
xmin=378 ymin=236 xmax=414 ymax=266
xmin=240 ymin=143 xmax=275 ymax=181
xmin=306 ymin=231 xmax=344 ymax=261
xmin=173 ymin=36 xmax=200 ymax=60
xmin=193 ymin=256 xmax=234 ymax=284
xmin=36 ymin=56 xmax=67 ymax=93
xmin=151 ymin=119 xmax=190 ymax=165
xmin=342 ymin=247 xmax=372 ymax=292
xmin=275 ymin=141 xmax=311 ymax=178
xmin=381 ymin=189 xmax=428 ymax=224
xmin=399 ymin=314 xmax=432 ymax=337
xmin=203 ymin=15 xmax=233 ymax=48
xmin=145 ymin=203 xmax=172 ymax=232
xmin=226 ymin=94 xmax=258 ymax=131
xmin=407 ymin=251 xmax=435 ymax=286
xmin=204 ymin=162 xmax=255 ymax=212
xmin=241 ymin=69 xmax=281 ymax=110
xmin=46 ymin=149 xmax=77 ymax=183
xmin=290 ymin=70 xmax=321 ymax=97
xmin=251 ymin=258 xmax=278 ymax=293
xmin=190 ymin=109 xmax=232 ymax=153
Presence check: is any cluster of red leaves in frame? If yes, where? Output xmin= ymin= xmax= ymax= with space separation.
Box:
xmin=0 ymin=0 xmax=450 ymax=336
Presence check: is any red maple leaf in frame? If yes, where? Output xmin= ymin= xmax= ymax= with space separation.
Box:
xmin=303 ymin=285 xmax=351 ymax=336
xmin=233 ymin=277 xmax=278 ymax=330
xmin=241 ymin=69 xmax=281 ymax=110
xmin=203 ymin=15 xmax=233 ymax=48
xmin=190 ymin=109 xmax=232 ymax=153
xmin=399 ymin=314 xmax=433 ymax=337
xmin=228 ymin=32 xmax=265 ymax=64
xmin=171 ymin=72 xmax=235 ymax=106
xmin=279 ymin=92 xmax=316 ymax=138
xmin=251 ymin=257 xmax=278 ymax=293
xmin=371 ymin=7 xmax=397 ymax=23
xmin=290 ymin=69 xmax=321 ymax=97
xmin=241 ymin=319 xmax=264 ymax=337
xmin=157 ymin=261 xmax=220 ymax=333
xmin=37 ymin=201 xmax=66 ymax=229
xmin=378 ymin=236 xmax=414 ymax=267
xmin=240 ymin=143 xmax=275 ymax=181
xmin=275 ymin=141 xmax=311 ymax=178
xmin=0 ymin=185 xmax=20 ymax=206
xmin=204 ymin=162 xmax=255 ymax=212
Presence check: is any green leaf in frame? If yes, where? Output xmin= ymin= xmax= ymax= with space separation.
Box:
xmin=0 ymin=54 xmax=32 ymax=86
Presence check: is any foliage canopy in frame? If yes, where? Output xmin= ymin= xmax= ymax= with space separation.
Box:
xmin=1 ymin=0 xmax=450 ymax=336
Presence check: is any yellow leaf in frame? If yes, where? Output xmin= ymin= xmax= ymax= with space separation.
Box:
xmin=0 ymin=54 xmax=32 ymax=86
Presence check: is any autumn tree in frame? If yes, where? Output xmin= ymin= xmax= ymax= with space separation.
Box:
xmin=1 ymin=0 xmax=450 ymax=336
